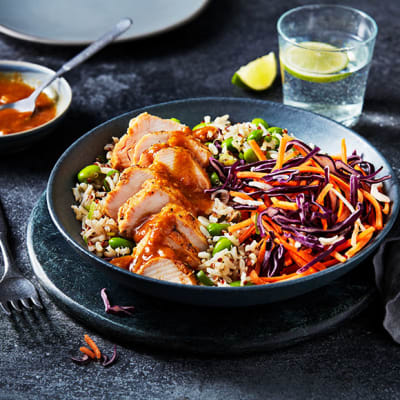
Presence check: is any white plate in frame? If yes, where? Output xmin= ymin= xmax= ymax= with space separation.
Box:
xmin=0 ymin=0 xmax=209 ymax=45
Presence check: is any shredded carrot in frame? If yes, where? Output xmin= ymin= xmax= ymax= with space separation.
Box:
xmin=238 ymin=225 xmax=255 ymax=243
xmin=316 ymin=183 xmax=334 ymax=205
xmin=323 ymin=259 xmax=339 ymax=267
xmin=255 ymin=238 xmax=268 ymax=274
xmin=341 ymin=138 xmax=347 ymax=164
xmin=248 ymin=139 xmax=267 ymax=161
xmin=361 ymin=189 xmax=383 ymax=230
xmin=270 ymin=197 xmax=298 ymax=211
xmin=237 ymin=171 xmax=267 ymax=179
xmin=292 ymin=144 xmax=308 ymax=156
xmin=272 ymin=134 xmax=291 ymax=171
xmin=229 ymin=191 xmax=254 ymax=201
xmin=84 ymin=335 xmax=101 ymax=360
xmin=79 ymin=346 xmax=96 ymax=359
xmin=382 ymin=202 xmax=390 ymax=215
xmin=282 ymin=149 xmax=300 ymax=165
xmin=228 ymin=218 xmax=253 ymax=233
xmin=331 ymin=251 xmax=347 ymax=263
xmin=345 ymin=228 xmax=375 ymax=258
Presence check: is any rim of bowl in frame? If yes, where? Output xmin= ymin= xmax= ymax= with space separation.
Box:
xmin=0 ymin=59 xmax=72 ymax=139
xmin=46 ymin=97 xmax=400 ymax=293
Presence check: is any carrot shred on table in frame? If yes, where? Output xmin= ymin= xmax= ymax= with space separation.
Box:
xmin=84 ymin=334 xmax=102 ymax=360
xmin=79 ymin=346 xmax=96 ymax=359
xmin=248 ymin=139 xmax=267 ymax=161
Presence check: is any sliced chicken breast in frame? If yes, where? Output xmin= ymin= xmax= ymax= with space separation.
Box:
xmin=164 ymin=231 xmax=200 ymax=268
xmin=111 ymin=112 xmax=188 ymax=170
xmin=131 ymin=228 xmax=200 ymax=270
xmin=133 ymin=203 xmax=208 ymax=251
xmin=135 ymin=257 xmax=197 ymax=285
xmin=153 ymin=147 xmax=211 ymax=191
xmin=103 ymin=166 xmax=154 ymax=220
xmin=132 ymin=131 xmax=211 ymax=167
xmin=118 ymin=180 xmax=193 ymax=238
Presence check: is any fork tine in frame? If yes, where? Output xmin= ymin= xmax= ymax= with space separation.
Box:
xmin=10 ymin=300 xmax=22 ymax=312
xmin=0 ymin=302 xmax=11 ymax=316
xmin=21 ymin=298 xmax=32 ymax=310
xmin=30 ymin=295 xmax=43 ymax=310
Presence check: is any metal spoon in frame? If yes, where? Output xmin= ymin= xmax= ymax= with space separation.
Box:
xmin=0 ymin=18 xmax=132 ymax=114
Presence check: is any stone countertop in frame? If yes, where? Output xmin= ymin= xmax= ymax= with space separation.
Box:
xmin=1 ymin=0 xmax=400 ymax=399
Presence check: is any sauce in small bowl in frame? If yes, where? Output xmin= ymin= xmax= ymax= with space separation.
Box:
xmin=0 ymin=60 xmax=72 ymax=153
xmin=0 ymin=75 xmax=57 ymax=135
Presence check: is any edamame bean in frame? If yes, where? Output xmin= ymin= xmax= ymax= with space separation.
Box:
xmin=170 ymin=117 xmax=181 ymax=123
xmin=247 ymin=129 xmax=264 ymax=144
xmin=268 ymin=126 xmax=283 ymax=134
xmin=222 ymin=137 xmax=236 ymax=152
xmin=109 ymin=237 xmax=135 ymax=250
xmin=103 ymin=169 xmax=119 ymax=192
xmin=192 ymin=122 xmax=208 ymax=130
xmin=207 ymin=223 xmax=230 ymax=236
xmin=196 ymin=270 xmax=214 ymax=286
xmin=212 ymin=237 xmax=232 ymax=256
xmin=251 ymin=118 xmax=269 ymax=129
xmin=243 ymin=148 xmax=258 ymax=163
xmin=271 ymin=135 xmax=280 ymax=147
xmin=219 ymin=153 xmax=236 ymax=166
xmin=87 ymin=202 xmax=96 ymax=220
xmin=210 ymin=171 xmax=221 ymax=186
xmin=77 ymin=165 xmax=101 ymax=183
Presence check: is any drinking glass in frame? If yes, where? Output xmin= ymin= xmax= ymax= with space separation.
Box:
xmin=277 ymin=5 xmax=377 ymax=126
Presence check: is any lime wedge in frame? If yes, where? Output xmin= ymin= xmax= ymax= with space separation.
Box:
xmin=281 ymin=42 xmax=350 ymax=83
xmin=232 ymin=52 xmax=277 ymax=91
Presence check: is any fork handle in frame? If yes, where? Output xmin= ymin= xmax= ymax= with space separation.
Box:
xmin=31 ymin=18 xmax=132 ymax=100
xmin=0 ymin=201 xmax=17 ymax=280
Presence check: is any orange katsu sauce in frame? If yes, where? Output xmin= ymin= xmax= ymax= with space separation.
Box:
xmin=0 ymin=75 xmax=56 ymax=135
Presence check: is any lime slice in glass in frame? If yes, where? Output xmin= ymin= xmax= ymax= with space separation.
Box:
xmin=281 ymin=41 xmax=350 ymax=83
xmin=232 ymin=52 xmax=277 ymax=91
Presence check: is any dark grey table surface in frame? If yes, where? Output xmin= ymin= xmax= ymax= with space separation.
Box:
xmin=1 ymin=0 xmax=400 ymax=399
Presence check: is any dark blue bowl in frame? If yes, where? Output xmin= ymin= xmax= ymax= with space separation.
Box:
xmin=46 ymin=97 xmax=399 ymax=307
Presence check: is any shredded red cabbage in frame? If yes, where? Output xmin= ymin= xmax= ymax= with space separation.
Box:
xmin=101 ymin=288 xmax=135 ymax=317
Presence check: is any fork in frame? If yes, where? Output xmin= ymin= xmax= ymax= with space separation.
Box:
xmin=0 ymin=199 xmax=43 ymax=315
xmin=0 ymin=18 xmax=132 ymax=115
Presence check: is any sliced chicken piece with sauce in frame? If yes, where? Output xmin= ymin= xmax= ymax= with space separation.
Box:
xmin=133 ymin=203 xmax=208 ymax=252
xmin=135 ymin=257 xmax=197 ymax=285
xmin=132 ymin=131 xmax=211 ymax=167
xmin=131 ymin=227 xmax=200 ymax=271
xmin=111 ymin=112 xmax=188 ymax=170
xmin=103 ymin=166 xmax=154 ymax=220
xmin=118 ymin=179 xmax=193 ymax=238
xmin=153 ymin=147 xmax=211 ymax=191
xmin=164 ymin=231 xmax=201 ymax=268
